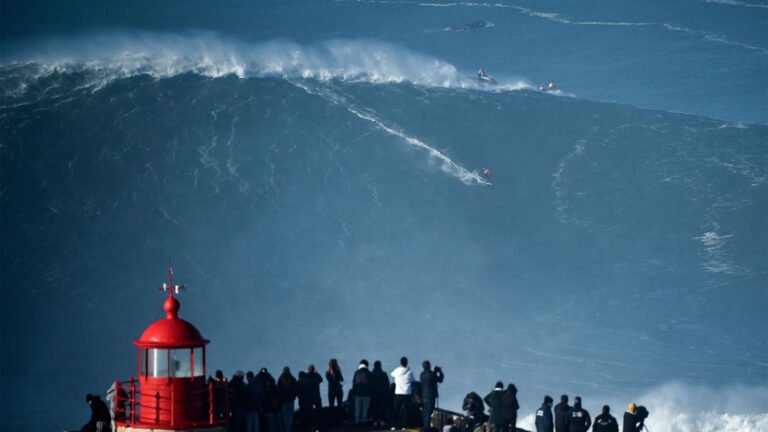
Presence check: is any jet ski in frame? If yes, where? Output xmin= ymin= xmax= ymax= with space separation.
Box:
xmin=477 ymin=68 xmax=497 ymax=85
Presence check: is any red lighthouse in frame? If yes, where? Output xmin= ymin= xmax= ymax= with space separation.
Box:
xmin=113 ymin=264 xmax=228 ymax=432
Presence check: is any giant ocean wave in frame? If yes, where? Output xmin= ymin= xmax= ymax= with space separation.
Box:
xmin=1 ymin=30 xmax=766 ymax=432
xmin=1 ymin=32 xmax=531 ymax=98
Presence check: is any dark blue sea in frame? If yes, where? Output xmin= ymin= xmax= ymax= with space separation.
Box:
xmin=1 ymin=1 xmax=767 ymax=431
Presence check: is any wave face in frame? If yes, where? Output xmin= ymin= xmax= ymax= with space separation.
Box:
xmin=1 ymin=35 xmax=767 ymax=431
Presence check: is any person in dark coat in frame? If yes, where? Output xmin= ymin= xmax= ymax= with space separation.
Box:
xmin=245 ymin=371 xmax=264 ymax=432
xmin=554 ymin=395 xmax=571 ymax=432
xmin=501 ymin=384 xmax=520 ymax=432
xmin=259 ymin=368 xmax=281 ymax=432
xmin=565 ymin=396 xmax=591 ymax=432
xmin=592 ymin=405 xmax=618 ymax=432
xmin=83 ymin=393 xmax=111 ymax=432
xmin=278 ymin=367 xmax=298 ymax=432
xmin=622 ymin=403 xmax=648 ymax=432
xmin=622 ymin=404 xmax=638 ymax=432
xmin=535 ymin=396 xmax=554 ymax=432
xmin=295 ymin=372 xmax=310 ymax=409
xmin=370 ymin=360 xmax=390 ymax=427
xmin=420 ymin=361 xmax=445 ymax=432
xmin=326 ymin=359 xmax=344 ymax=408
xmin=462 ymin=391 xmax=485 ymax=419
xmin=305 ymin=365 xmax=324 ymax=410
xmin=208 ymin=370 xmax=228 ymax=420
xmin=230 ymin=371 xmax=247 ymax=432
xmin=296 ymin=371 xmax=315 ymax=432
xmin=483 ymin=382 xmax=505 ymax=432
xmin=352 ymin=359 xmax=373 ymax=425
xmin=462 ymin=391 xmax=487 ymax=432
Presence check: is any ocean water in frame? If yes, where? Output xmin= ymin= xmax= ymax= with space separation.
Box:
xmin=1 ymin=1 xmax=767 ymax=431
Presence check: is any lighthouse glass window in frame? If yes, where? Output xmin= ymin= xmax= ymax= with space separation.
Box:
xmin=146 ymin=348 xmax=169 ymax=377
xmin=169 ymin=349 xmax=192 ymax=377
xmin=167 ymin=348 xmax=204 ymax=377
xmin=142 ymin=348 xmax=205 ymax=378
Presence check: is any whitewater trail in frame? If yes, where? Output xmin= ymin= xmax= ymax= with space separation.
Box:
xmin=288 ymin=78 xmax=491 ymax=186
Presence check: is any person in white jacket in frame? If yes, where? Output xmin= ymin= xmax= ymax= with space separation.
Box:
xmin=390 ymin=357 xmax=415 ymax=430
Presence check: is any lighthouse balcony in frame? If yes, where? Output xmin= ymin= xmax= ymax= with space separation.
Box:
xmin=112 ymin=377 xmax=230 ymax=431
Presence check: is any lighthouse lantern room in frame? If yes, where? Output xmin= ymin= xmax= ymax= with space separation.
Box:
xmin=114 ymin=264 xmax=228 ymax=432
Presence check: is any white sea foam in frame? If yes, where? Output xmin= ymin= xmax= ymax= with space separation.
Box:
xmin=693 ymin=230 xmax=738 ymax=274
xmin=517 ymin=382 xmax=768 ymax=432
xmin=346 ymin=0 xmax=768 ymax=53
xmin=705 ymin=0 xmax=768 ymax=9
xmin=0 ymin=32 xmax=533 ymax=97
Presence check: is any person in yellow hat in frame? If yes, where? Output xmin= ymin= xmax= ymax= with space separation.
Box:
xmin=623 ymin=403 xmax=639 ymax=432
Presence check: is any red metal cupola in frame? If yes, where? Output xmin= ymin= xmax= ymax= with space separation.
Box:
xmin=112 ymin=263 xmax=228 ymax=432
xmin=135 ymin=293 xmax=209 ymax=348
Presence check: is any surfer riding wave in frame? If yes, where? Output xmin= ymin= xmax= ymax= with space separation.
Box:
xmin=477 ymin=67 xmax=497 ymax=85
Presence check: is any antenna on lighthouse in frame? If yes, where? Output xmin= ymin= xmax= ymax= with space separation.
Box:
xmin=160 ymin=258 xmax=186 ymax=295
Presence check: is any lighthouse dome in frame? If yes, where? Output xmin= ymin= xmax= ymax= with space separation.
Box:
xmin=135 ymin=294 xmax=209 ymax=348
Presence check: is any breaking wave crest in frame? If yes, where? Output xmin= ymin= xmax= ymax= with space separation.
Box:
xmin=0 ymin=31 xmax=531 ymax=102
xmin=517 ymin=382 xmax=768 ymax=432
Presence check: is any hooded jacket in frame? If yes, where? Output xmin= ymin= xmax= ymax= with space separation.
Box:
xmin=593 ymin=407 xmax=618 ymax=432
xmin=390 ymin=366 xmax=415 ymax=395
xmin=622 ymin=412 xmax=639 ymax=432
xmin=353 ymin=365 xmax=372 ymax=397
xmin=89 ymin=396 xmax=111 ymax=424
xmin=420 ymin=368 xmax=444 ymax=401
xmin=462 ymin=392 xmax=485 ymax=418
xmin=306 ymin=370 xmax=323 ymax=405
xmin=501 ymin=386 xmax=520 ymax=421
xmin=565 ymin=403 xmax=591 ymax=432
xmin=296 ymin=373 xmax=314 ymax=408
xmin=371 ymin=365 xmax=390 ymax=398
xmin=535 ymin=402 xmax=554 ymax=432
xmin=554 ymin=401 xmax=571 ymax=432
xmin=277 ymin=371 xmax=298 ymax=404
xmin=483 ymin=388 xmax=504 ymax=425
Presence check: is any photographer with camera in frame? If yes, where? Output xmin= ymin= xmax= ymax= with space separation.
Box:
xmin=420 ymin=361 xmax=445 ymax=432
xmin=623 ymin=403 xmax=649 ymax=432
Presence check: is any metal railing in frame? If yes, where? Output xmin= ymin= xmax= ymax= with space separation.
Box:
xmin=112 ymin=377 xmax=230 ymax=427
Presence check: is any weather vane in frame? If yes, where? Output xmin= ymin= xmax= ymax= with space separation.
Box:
xmin=159 ymin=258 xmax=186 ymax=295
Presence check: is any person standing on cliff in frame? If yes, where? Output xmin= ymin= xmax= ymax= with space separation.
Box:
xmin=370 ymin=360 xmax=390 ymax=427
xmin=420 ymin=361 xmax=444 ymax=432
xmin=391 ymin=357 xmax=415 ymax=430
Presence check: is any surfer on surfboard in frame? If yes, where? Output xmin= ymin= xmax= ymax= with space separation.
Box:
xmin=477 ymin=68 xmax=497 ymax=84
